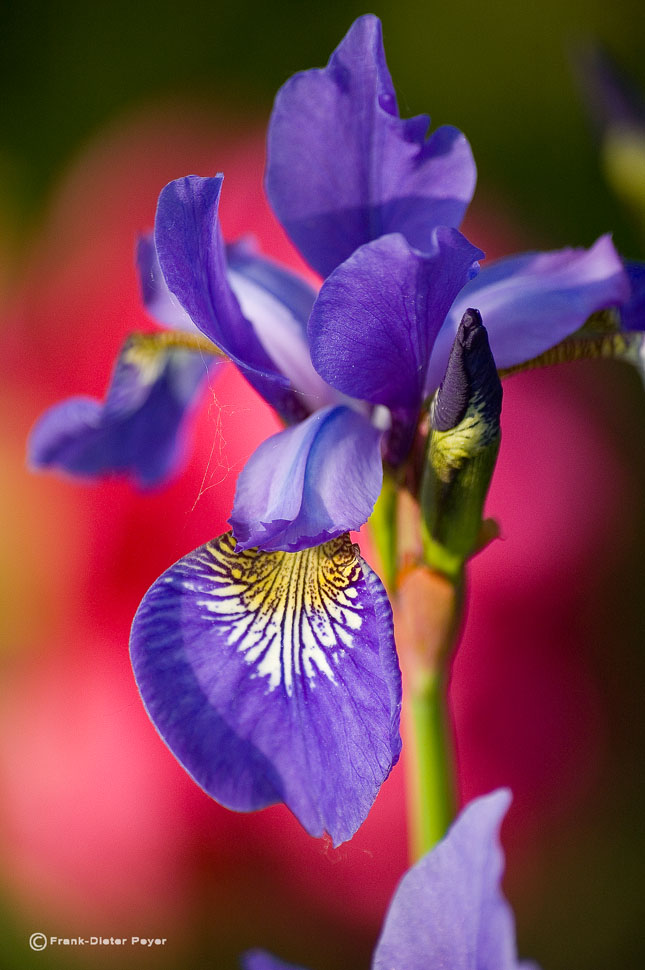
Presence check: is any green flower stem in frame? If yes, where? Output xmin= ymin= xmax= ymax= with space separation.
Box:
xmin=369 ymin=472 xmax=398 ymax=590
xmin=396 ymin=561 xmax=462 ymax=862
xmin=405 ymin=668 xmax=456 ymax=861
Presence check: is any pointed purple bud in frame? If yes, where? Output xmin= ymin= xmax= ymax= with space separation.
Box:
xmin=432 ymin=308 xmax=502 ymax=436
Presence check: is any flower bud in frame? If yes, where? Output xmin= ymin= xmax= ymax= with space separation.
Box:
xmin=420 ymin=309 xmax=502 ymax=579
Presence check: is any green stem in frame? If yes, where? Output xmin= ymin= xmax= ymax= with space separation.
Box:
xmin=368 ymin=472 xmax=398 ymax=590
xmin=396 ymin=552 xmax=463 ymax=862
xmin=405 ymin=669 xmax=456 ymax=861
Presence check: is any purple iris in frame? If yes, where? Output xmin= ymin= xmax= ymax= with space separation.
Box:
xmin=27 ymin=227 xmax=321 ymax=487
xmin=29 ymin=14 xmax=629 ymax=498
xmin=32 ymin=15 xmax=634 ymax=843
xmin=241 ymin=790 xmax=540 ymax=970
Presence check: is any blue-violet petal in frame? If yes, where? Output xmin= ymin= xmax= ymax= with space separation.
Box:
xmin=372 ymin=790 xmax=524 ymax=970
xmin=309 ymin=230 xmax=483 ymax=413
xmin=266 ymin=14 xmax=476 ymax=277
xmin=137 ymin=233 xmax=197 ymax=332
xmin=230 ymin=405 xmax=383 ymax=552
xmin=28 ymin=335 xmax=216 ymax=487
xmin=226 ymin=239 xmax=337 ymax=411
xmin=154 ymin=175 xmax=309 ymax=422
xmin=426 ymin=234 xmax=631 ymax=391
xmin=130 ymin=532 xmax=402 ymax=845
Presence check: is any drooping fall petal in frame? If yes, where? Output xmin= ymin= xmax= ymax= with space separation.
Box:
xmin=130 ymin=532 xmax=401 ymax=846
xmin=29 ymin=334 xmax=218 ymax=487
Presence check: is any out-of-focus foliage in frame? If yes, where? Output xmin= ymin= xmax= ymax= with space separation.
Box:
xmin=1 ymin=0 xmax=645 ymax=250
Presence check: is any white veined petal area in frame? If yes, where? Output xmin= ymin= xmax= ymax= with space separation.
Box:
xmin=190 ymin=533 xmax=364 ymax=694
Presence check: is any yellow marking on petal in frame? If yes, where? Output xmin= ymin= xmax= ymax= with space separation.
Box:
xmin=195 ymin=534 xmax=364 ymax=694
xmin=122 ymin=331 xmax=225 ymax=382
xmin=499 ymin=328 xmax=643 ymax=378
xmin=577 ymin=308 xmax=621 ymax=335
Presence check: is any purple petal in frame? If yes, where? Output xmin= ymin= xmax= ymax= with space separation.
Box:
xmin=226 ymin=238 xmax=317 ymax=337
xmin=154 ymin=175 xmax=308 ymax=422
xmin=426 ymin=234 xmax=631 ymax=391
xmin=137 ymin=233 xmax=196 ymax=331
xmin=372 ymin=790 xmax=528 ymax=970
xmin=266 ymin=14 xmax=476 ymax=277
xmin=130 ymin=532 xmax=402 ymax=846
xmin=226 ymin=239 xmax=337 ymax=411
xmin=28 ymin=336 xmax=216 ymax=487
xmin=621 ymin=259 xmax=645 ymax=331
xmin=241 ymin=950 xmax=309 ymax=970
xmin=230 ymin=405 xmax=383 ymax=552
xmin=308 ymin=231 xmax=483 ymax=413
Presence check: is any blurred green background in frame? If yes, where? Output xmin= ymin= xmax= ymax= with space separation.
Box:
xmin=2 ymin=1 xmax=645 ymax=969
xmin=2 ymin=0 xmax=645 ymax=251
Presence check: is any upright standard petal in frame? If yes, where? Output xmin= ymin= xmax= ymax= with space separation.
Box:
xmin=130 ymin=532 xmax=402 ymax=845
xmin=29 ymin=334 xmax=218 ymax=487
xmin=372 ymin=790 xmax=526 ymax=970
xmin=308 ymin=230 xmax=482 ymax=440
xmin=154 ymin=175 xmax=310 ymax=422
xmin=266 ymin=15 xmax=476 ymax=277
xmin=426 ymin=234 xmax=631 ymax=391
xmin=230 ymin=405 xmax=383 ymax=552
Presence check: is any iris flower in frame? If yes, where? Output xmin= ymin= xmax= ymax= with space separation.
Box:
xmin=242 ymin=790 xmax=539 ymax=970
xmin=31 ymin=15 xmax=633 ymax=843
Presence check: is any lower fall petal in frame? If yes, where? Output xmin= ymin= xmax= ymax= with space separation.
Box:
xmin=28 ymin=333 xmax=219 ymax=488
xmin=130 ymin=532 xmax=402 ymax=846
